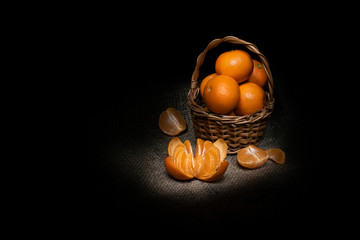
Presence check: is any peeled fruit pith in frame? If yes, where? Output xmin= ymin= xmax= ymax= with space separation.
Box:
xmin=159 ymin=108 xmax=186 ymax=136
xmin=237 ymin=145 xmax=286 ymax=169
xmin=237 ymin=145 xmax=268 ymax=169
xmin=266 ymin=148 xmax=286 ymax=164
xmin=165 ymin=137 xmax=228 ymax=182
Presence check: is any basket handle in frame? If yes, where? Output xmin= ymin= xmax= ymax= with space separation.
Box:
xmin=190 ymin=36 xmax=274 ymax=100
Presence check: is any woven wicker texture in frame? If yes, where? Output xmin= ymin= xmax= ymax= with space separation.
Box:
xmin=187 ymin=36 xmax=275 ymax=154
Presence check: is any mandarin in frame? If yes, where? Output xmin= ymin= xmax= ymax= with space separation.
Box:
xmin=237 ymin=145 xmax=268 ymax=169
xmin=266 ymin=148 xmax=286 ymax=164
xmin=203 ymin=75 xmax=240 ymax=114
xmin=248 ymin=59 xmax=268 ymax=88
xmin=200 ymin=73 xmax=217 ymax=98
xmin=215 ymin=50 xmax=253 ymax=84
xmin=234 ymin=82 xmax=265 ymax=116
xmin=159 ymin=108 xmax=186 ymax=136
xmin=165 ymin=137 xmax=228 ymax=182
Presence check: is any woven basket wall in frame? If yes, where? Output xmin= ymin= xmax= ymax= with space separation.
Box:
xmin=187 ymin=36 xmax=275 ymax=154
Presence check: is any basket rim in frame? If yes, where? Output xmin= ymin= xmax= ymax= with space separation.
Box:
xmin=187 ymin=87 xmax=274 ymax=124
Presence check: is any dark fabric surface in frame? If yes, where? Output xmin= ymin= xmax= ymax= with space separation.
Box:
xmin=69 ymin=18 xmax=329 ymax=233
xmin=78 ymin=76 xmax=324 ymax=232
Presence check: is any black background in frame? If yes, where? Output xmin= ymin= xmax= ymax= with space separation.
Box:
xmin=68 ymin=8 xmax=330 ymax=234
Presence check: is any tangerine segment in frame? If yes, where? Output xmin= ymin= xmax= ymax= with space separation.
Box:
xmin=203 ymin=140 xmax=214 ymax=154
xmin=194 ymin=139 xmax=212 ymax=177
xmin=172 ymin=143 xmax=186 ymax=166
xmin=195 ymin=139 xmax=213 ymax=157
xmin=213 ymin=138 xmax=228 ymax=162
xmin=265 ymin=148 xmax=286 ymax=164
xmin=168 ymin=137 xmax=182 ymax=157
xmin=173 ymin=143 xmax=194 ymax=176
xmin=193 ymin=155 xmax=204 ymax=178
xmin=195 ymin=138 xmax=204 ymax=157
xmin=195 ymin=146 xmax=221 ymax=180
xmin=178 ymin=153 xmax=194 ymax=177
xmin=159 ymin=108 xmax=186 ymax=136
xmin=164 ymin=156 xmax=194 ymax=180
xmin=183 ymin=140 xmax=193 ymax=156
xmin=201 ymin=160 xmax=228 ymax=182
xmin=237 ymin=145 xmax=268 ymax=169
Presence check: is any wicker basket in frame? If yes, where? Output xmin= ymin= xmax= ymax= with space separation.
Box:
xmin=187 ymin=36 xmax=275 ymax=154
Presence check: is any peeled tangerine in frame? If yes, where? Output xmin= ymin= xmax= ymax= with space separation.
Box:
xmin=266 ymin=148 xmax=286 ymax=164
xmin=237 ymin=145 xmax=286 ymax=169
xmin=165 ymin=137 xmax=229 ymax=182
xmin=159 ymin=108 xmax=186 ymax=136
xmin=237 ymin=145 xmax=268 ymax=169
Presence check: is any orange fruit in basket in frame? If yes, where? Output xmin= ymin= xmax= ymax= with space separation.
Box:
xmin=203 ymin=75 xmax=240 ymax=114
xmin=234 ymin=82 xmax=265 ymax=116
xmin=165 ymin=137 xmax=228 ymax=182
xmin=200 ymin=73 xmax=217 ymax=97
xmin=248 ymin=59 xmax=268 ymax=88
xmin=237 ymin=145 xmax=268 ymax=169
xmin=215 ymin=50 xmax=253 ymax=84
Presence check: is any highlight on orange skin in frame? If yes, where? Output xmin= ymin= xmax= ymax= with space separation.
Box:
xmin=248 ymin=59 xmax=268 ymax=88
xmin=215 ymin=50 xmax=253 ymax=84
xmin=200 ymin=73 xmax=217 ymax=98
xmin=234 ymin=82 xmax=265 ymax=116
xmin=202 ymin=75 xmax=240 ymax=114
